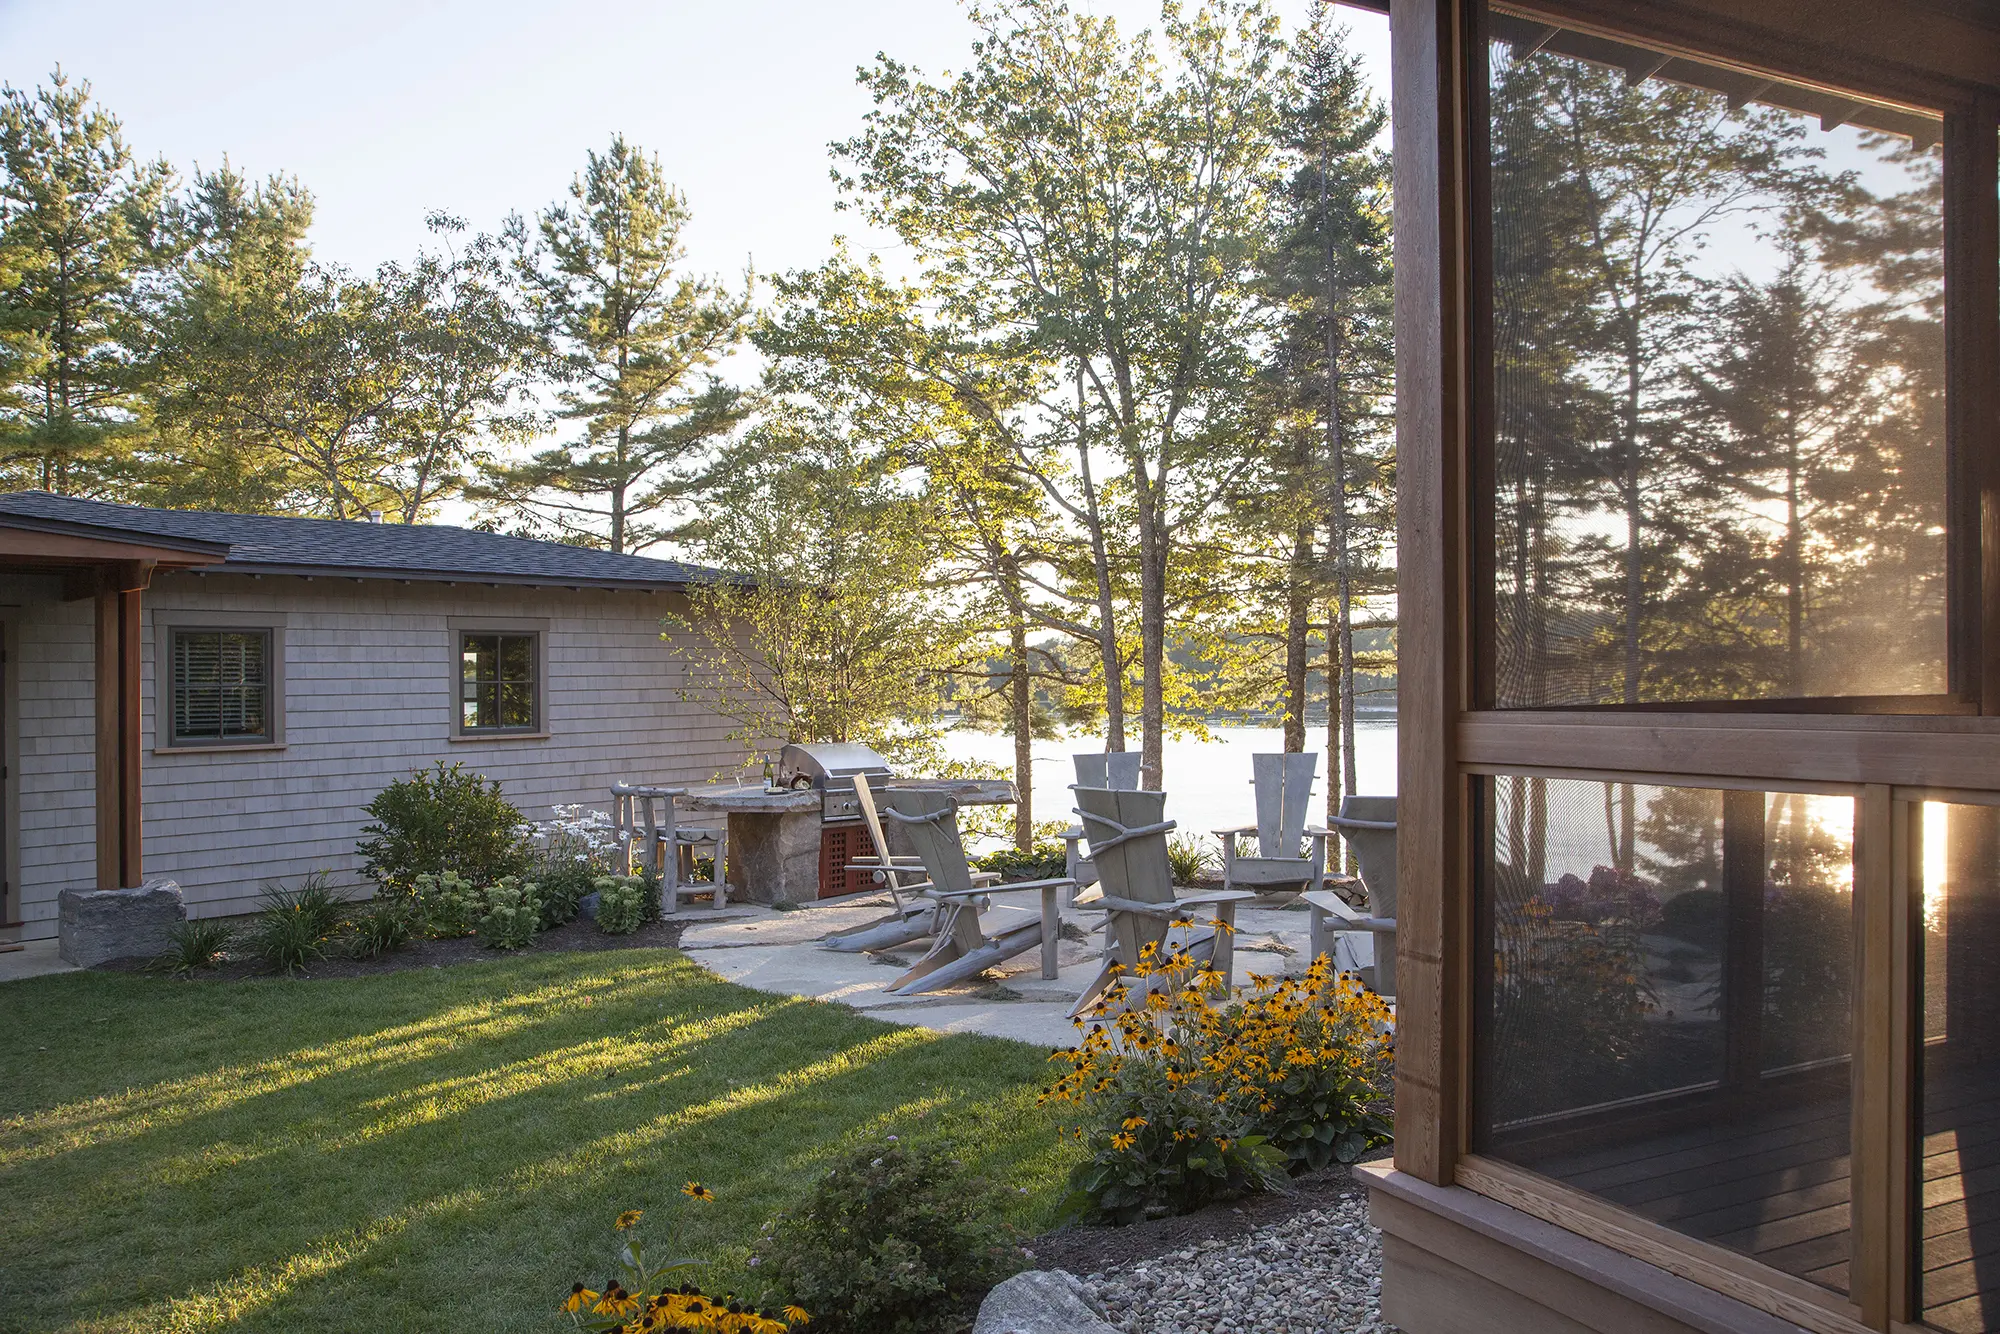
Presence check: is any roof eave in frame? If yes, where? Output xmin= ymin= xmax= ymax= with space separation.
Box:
xmin=181 ymin=561 xmax=754 ymax=592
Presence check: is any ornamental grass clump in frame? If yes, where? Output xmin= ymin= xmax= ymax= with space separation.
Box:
xmin=1041 ymin=944 xmax=1394 ymax=1223
xmin=562 ymin=1188 xmax=809 ymax=1334
xmin=150 ymin=917 xmax=234 ymax=975
xmin=593 ymin=874 xmax=650 ymax=935
xmin=754 ymin=1136 xmax=1025 ymax=1334
xmin=244 ymin=872 xmax=350 ymax=973
xmin=476 ymin=877 xmax=542 ymax=950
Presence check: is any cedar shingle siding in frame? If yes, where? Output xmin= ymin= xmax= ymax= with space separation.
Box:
xmin=5 ymin=572 xmax=754 ymax=939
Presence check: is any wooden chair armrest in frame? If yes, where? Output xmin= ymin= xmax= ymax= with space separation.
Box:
xmin=1060 ymin=825 xmax=1085 ymax=841
xmin=1302 ymin=890 xmax=1396 ymax=931
xmin=1212 ymin=824 xmax=1258 ymax=836
xmin=1175 ymin=889 xmax=1259 ymax=906
xmin=980 ymin=877 xmax=1077 ymax=894
xmin=1081 ymin=894 xmax=1209 ymax=919
xmin=970 ymin=871 xmax=1003 ymax=886
xmin=850 ymin=854 xmax=925 ymax=867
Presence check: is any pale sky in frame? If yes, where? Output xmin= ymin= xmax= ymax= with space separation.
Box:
xmin=0 ymin=0 xmax=1392 ymax=285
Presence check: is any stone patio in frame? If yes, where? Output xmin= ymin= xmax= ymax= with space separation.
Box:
xmin=673 ymin=887 xmax=1347 ymax=1049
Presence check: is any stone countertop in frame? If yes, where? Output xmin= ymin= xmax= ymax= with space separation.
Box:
xmin=881 ymin=777 xmax=1018 ymax=805
xmin=679 ymin=784 xmax=821 ymax=813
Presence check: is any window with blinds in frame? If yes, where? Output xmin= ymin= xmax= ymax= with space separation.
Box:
xmin=171 ymin=629 xmax=273 ymax=744
xmin=459 ymin=632 xmax=538 ymax=731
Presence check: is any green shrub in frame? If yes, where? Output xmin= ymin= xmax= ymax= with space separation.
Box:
xmin=349 ymin=899 xmax=418 ymax=957
xmin=244 ymin=873 xmax=350 ymax=973
xmin=970 ymin=840 xmax=1068 ymax=881
xmin=754 ymin=1136 xmax=1025 ymax=1334
xmin=357 ymin=761 xmax=530 ymax=893
xmin=150 ymin=918 xmax=234 ymax=975
xmin=1165 ymin=833 xmax=1217 ymax=885
xmin=593 ymin=874 xmax=649 ymax=935
xmin=477 ymin=877 xmax=542 ymax=950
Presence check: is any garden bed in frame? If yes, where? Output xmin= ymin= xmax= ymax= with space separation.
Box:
xmin=1028 ymin=1159 xmax=1377 ymax=1277
xmin=93 ymin=912 xmax=689 ymax=981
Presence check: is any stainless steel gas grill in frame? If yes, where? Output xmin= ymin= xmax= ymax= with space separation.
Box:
xmin=777 ymin=743 xmax=897 ymax=899
xmin=778 ymin=742 xmax=895 ymax=824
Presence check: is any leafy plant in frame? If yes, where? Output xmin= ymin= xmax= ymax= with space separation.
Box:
xmin=414 ymin=871 xmax=485 ymax=939
xmin=1042 ymin=947 xmax=1392 ymax=1221
xmin=1165 ymin=834 xmax=1217 ymax=885
xmin=357 ymin=761 xmax=530 ymax=893
xmin=971 ymin=840 xmax=1068 ymax=881
xmin=755 ymin=1136 xmax=1024 ymax=1334
xmin=349 ymin=899 xmax=418 ymax=957
xmin=151 ymin=918 xmax=233 ymax=975
xmin=528 ymin=804 xmax=621 ymax=928
xmin=244 ymin=872 xmax=350 ymax=973
xmin=593 ymin=874 xmax=649 ymax=936
xmin=477 ymin=877 xmax=542 ymax=951
xmin=562 ymin=1195 xmax=808 ymax=1334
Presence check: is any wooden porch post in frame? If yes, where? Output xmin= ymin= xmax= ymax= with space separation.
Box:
xmin=1392 ymin=0 xmax=1479 ymax=1188
xmin=93 ymin=561 xmax=149 ymax=890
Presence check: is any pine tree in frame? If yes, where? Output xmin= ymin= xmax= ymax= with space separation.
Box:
xmin=481 ymin=137 xmax=750 ymax=553
xmin=0 ymin=69 xmax=170 ymax=495
xmin=1262 ymin=2 xmax=1393 ymax=821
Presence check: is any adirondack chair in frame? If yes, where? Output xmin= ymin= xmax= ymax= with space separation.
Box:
xmin=877 ymin=787 xmax=1072 ymax=995
xmin=611 ymin=783 xmax=727 ymax=913
xmin=1068 ymin=784 xmax=1258 ymax=1018
xmin=1303 ymin=796 xmax=1398 ymax=996
xmin=1213 ymin=753 xmax=1337 ymax=898
xmin=1062 ymin=752 xmax=1145 ymax=900
xmin=820 ymin=772 xmax=1000 ymax=953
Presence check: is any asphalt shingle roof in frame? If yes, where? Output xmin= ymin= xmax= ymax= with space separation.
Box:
xmin=0 ymin=492 xmax=738 ymax=590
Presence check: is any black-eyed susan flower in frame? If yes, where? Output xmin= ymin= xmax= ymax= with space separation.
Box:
xmin=615 ymin=1208 xmax=644 ymax=1230
xmin=595 ymin=1283 xmax=640 ymax=1317
xmin=782 ymin=1304 xmax=811 ymax=1324
xmin=682 ymin=1180 xmax=715 ymax=1202
xmin=563 ymin=1282 xmax=600 ymax=1313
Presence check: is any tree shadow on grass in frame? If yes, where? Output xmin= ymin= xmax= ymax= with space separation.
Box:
xmin=0 ymin=951 xmax=1071 ymax=1334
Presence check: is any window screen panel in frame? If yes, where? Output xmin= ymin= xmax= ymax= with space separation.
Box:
xmin=1486 ymin=17 xmax=1947 ymax=707
xmin=1917 ymin=802 xmax=2000 ymax=1333
xmin=171 ymin=629 xmax=271 ymax=743
xmin=1475 ymin=775 xmax=1856 ymax=1291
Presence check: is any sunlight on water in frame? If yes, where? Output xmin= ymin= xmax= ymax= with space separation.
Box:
xmin=941 ymin=722 xmax=1399 ymax=837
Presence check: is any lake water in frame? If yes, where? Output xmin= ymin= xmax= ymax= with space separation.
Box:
xmin=941 ymin=721 xmax=1398 ymax=837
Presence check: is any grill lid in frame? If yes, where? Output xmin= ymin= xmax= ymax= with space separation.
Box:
xmin=778 ymin=742 xmax=894 ymax=792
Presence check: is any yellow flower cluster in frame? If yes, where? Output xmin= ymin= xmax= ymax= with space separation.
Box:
xmin=1041 ymin=949 xmax=1395 ymax=1192
xmin=560 ymin=1202 xmax=808 ymax=1334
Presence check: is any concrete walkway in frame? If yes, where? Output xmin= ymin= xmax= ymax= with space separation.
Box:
xmin=0 ymin=939 xmax=76 ymax=983
xmin=674 ymin=888 xmax=1336 ymax=1050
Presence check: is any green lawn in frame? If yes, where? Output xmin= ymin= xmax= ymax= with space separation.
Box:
xmin=0 ymin=950 xmax=1073 ymax=1334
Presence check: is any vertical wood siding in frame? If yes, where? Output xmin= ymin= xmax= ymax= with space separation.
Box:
xmin=7 ymin=573 xmax=759 ymax=937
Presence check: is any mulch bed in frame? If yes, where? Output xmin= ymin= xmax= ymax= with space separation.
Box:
xmin=93 ymin=915 xmax=688 ymax=982
xmin=1027 ymin=1154 xmax=1386 ymax=1276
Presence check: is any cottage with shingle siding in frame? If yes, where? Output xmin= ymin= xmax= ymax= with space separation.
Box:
xmin=0 ymin=492 xmax=760 ymax=943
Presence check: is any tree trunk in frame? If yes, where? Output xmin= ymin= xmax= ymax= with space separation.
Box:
xmin=1283 ymin=523 xmax=1312 ymax=753
xmin=1077 ymin=369 xmax=1125 ymax=751
xmin=1006 ymin=570 xmax=1034 ymax=850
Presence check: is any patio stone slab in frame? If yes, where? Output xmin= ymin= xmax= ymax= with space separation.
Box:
xmin=676 ymin=890 xmax=1335 ymax=1048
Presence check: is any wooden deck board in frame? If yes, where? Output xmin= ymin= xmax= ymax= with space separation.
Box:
xmin=1496 ymin=1060 xmax=2000 ymax=1318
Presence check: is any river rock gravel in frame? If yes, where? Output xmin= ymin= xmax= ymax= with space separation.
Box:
xmin=1074 ymin=1191 xmax=1394 ymax=1334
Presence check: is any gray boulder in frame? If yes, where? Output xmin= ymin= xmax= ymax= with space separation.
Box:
xmin=974 ymin=1270 xmax=1121 ymax=1334
xmin=58 ymin=881 xmax=186 ymax=967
